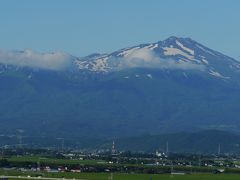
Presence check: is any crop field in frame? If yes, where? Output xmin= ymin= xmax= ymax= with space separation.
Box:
xmin=7 ymin=156 xmax=103 ymax=165
xmin=2 ymin=155 xmax=240 ymax=179
xmin=5 ymin=173 xmax=240 ymax=180
xmin=40 ymin=173 xmax=240 ymax=180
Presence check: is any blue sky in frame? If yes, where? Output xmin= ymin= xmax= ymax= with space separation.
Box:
xmin=0 ymin=0 xmax=239 ymax=58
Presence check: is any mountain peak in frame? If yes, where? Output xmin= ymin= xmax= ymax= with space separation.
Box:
xmin=164 ymin=36 xmax=179 ymax=41
xmin=162 ymin=36 xmax=194 ymax=46
xmin=75 ymin=36 xmax=240 ymax=79
xmin=0 ymin=36 xmax=239 ymax=80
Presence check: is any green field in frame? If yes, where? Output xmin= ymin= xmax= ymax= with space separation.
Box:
xmin=7 ymin=156 xmax=103 ymax=165
xmin=40 ymin=173 xmax=240 ymax=180
xmin=0 ymin=168 xmax=240 ymax=180
xmin=2 ymin=156 xmax=240 ymax=179
xmin=4 ymin=173 xmax=240 ymax=180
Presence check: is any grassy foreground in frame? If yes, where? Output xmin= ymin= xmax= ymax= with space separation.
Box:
xmin=2 ymin=156 xmax=240 ymax=179
xmin=3 ymin=173 xmax=240 ymax=180
xmin=48 ymin=173 xmax=240 ymax=180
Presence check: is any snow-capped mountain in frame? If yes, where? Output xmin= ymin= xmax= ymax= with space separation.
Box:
xmin=75 ymin=36 xmax=240 ymax=80
xmin=1 ymin=36 xmax=240 ymax=138
xmin=0 ymin=36 xmax=240 ymax=81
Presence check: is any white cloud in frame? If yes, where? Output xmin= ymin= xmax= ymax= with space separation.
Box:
xmin=0 ymin=48 xmax=206 ymax=72
xmin=0 ymin=49 xmax=74 ymax=70
xmin=119 ymin=48 xmax=160 ymax=68
xmin=116 ymin=48 xmax=205 ymax=71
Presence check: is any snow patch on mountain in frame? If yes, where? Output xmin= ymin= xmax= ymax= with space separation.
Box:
xmin=176 ymin=40 xmax=194 ymax=55
xmin=209 ymin=70 xmax=230 ymax=79
xmin=147 ymin=74 xmax=153 ymax=79
xmin=163 ymin=47 xmax=194 ymax=60
xmin=195 ymin=44 xmax=216 ymax=56
xmin=183 ymin=72 xmax=188 ymax=78
xmin=199 ymin=55 xmax=209 ymax=65
xmin=149 ymin=44 xmax=158 ymax=50
xmin=91 ymin=57 xmax=109 ymax=72
xmin=117 ymin=47 xmax=141 ymax=57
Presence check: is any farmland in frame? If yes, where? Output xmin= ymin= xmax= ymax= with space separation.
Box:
xmin=1 ymin=150 xmax=240 ymax=180
xmin=2 ymin=173 xmax=240 ymax=180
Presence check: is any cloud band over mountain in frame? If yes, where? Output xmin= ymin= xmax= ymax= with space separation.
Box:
xmin=0 ymin=49 xmax=73 ymax=70
xmin=117 ymin=48 xmax=205 ymax=71
xmin=0 ymin=48 xmax=206 ymax=72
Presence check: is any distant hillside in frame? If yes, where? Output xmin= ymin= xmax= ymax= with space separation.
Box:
xmin=1 ymin=130 xmax=240 ymax=154
xmin=112 ymin=130 xmax=240 ymax=154
xmin=1 ymin=37 xmax=240 ymax=138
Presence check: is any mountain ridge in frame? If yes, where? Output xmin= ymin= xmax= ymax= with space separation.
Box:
xmin=1 ymin=36 xmax=240 ymax=77
xmin=0 ymin=130 xmax=239 ymax=153
xmin=76 ymin=36 xmax=240 ymax=81
xmin=0 ymin=37 xmax=240 ymax=139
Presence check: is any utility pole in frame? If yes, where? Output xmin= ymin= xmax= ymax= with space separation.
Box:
xmin=218 ymin=143 xmax=221 ymax=156
xmin=57 ymin=138 xmax=64 ymax=152
xmin=112 ymin=141 xmax=115 ymax=154
xmin=61 ymin=138 xmax=64 ymax=151
xmin=198 ymin=155 xmax=201 ymax=167
xmin=17 ymin=129 xmax=24 ymax=148
xmin=166 ymin=141 xmax=169 ymax=155
xmin=18 ymin=135 xmax=22 ymax=148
